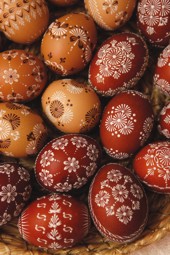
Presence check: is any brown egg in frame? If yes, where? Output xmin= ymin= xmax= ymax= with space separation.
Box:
xmin=0 ymin=0 xmax=49 ymax=44
xmin=84 ymin=0 xmax=137 ymax=31
xmin=0 ymin=102 xmax=48 ymax=158
xmin=41 ymin=79 xmax=101 ymax=133
xmin=48 ymin=0 xmax=78 ymax=6
xmin=41 ymin=12 xmax=97 ymax=76
xmin=0 ymin=49 xmax=47 ymax=103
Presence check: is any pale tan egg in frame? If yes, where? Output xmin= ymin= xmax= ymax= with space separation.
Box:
xmin=84 ymin=0 xmax=137 ymax=31
xmin=41 ymin=12 xmax=97 ymax=76
xmin=0 ymin=0 xmax=49 ymax=44
xmin=41 ymin=79 xmax=101 ymax=133
xmin=0 ymin=49 xmax=47 ymax=103
xmin=48 ymin=0 xmax=78 ymax=6
xmin=0 ymin=102 xmax=48 ymax=158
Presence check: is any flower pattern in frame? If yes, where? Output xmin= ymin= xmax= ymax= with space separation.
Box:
xmin=95 ymin=167 xmax=144 ymax=225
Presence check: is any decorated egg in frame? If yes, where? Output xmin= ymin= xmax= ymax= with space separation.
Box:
xmin=0 ymin=162 xmax=32 ymax=226
xmin=0 ymin=49 xmax=47 ymax=103
xmin=41 ymin=12 xmax=97 ymax=76
xmin=158 ymin=103 xmax=170 ymax=138
xmin=18 ymin=193 xmax=91 ymax=249
xmin=153 ymin=44 xmax=170 ymax=96
xmin=137 ymin=0 xmax=170 ymax=47
xmin=100 ymin=90 xmax=154 ymax=159
xmin=41 ymin=79 xmax=101 ymax=133
xmin=133 ymin=141 xmax=170 ymax=193
xmin=89 ymin=163 xmax=148 ymax=243
xmin=0 ymin=102 xmax=48 ymax=158
xmin=35 ymin=134 xmax=102 ymax=192
xmin=84 ymin=0 xmax=137 ymax=31
xmin=48 ymin=0 xmax=78 ymax=6
xmin=0 ymin=0 xmax=49 ymax=44
xmin=88 ymin=32 xmax=149 ymax=96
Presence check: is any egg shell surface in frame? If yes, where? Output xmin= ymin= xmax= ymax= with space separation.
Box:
xmin=137 ymin=0 xmax=170 ymax=47
xmin=88 ymin=32 xmax=149 ymax=96
xmin=0 ymin=49 xmax=47 ymax=103
xmin=0 ymin=102 xmax=48 ymax=158
xmin=158 ymin=102 xmax=170 ymax=138
xmin=18 ymin=193 xmax=91 ymax=249
xmin=41 ymin=79 xmax=101 ymax=133
xmin=84 ymin=0 xmax=137 ymax=31
xmin=133 ymin=141 xmax=170 ymax=193
xmin=89 ymin=163 xmax=148 ymax=243
xmin=0 ymin=0 xmax=49 ymax=44
xmin=99 ymin=90 xmax=154 ymax=159
xmin=0 ymin=162 xmax=32 ymax=226
xmin=48 ymin=0 xmax=78 ymax=6
xmin=35 ymin=134 xmax=102 ymax=192
xmin=41 ymin=12 xmax=97 ymax=76
xmin=153 ymin=44 xmax=170 ymax=96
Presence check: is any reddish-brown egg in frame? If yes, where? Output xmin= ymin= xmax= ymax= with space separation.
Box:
xmin=133 ymin=141 xmax=170 ymax=193
xmin=35 ymin=134 xmax=102 ymax=192
xmin=0 ymin=0 xmax=49 ymax=44
xmin=41 ymin=79 xmax=101 ymax=133
xmin=99 ymin=90 xmax=154 ymax=159
xmin=137 ymin=0 xmax=170 ymax=47
xmin=158 ymin=103 xmax=170 ymax=138
xmin=84 ymin=0 xmax=137 ymax=31
xmin=48 ymin=0 xmax=78 ymax=6
xmin=0 ymin=102 xmax=48 ymax=158
xmin=153 ymin=44 xmax=170 ymax=96
xmin=18 ymin=193 xmax=91 ymax=249
xmin=41 ymin=12 xmax=97 ymax=76
xmin=0 ymin=162 xmax=32 ymax=226
xmin=88 ymin=32 xmax=149 ymax=96
xmin=89 ymin=163 xmax=148 ymax=243
xmin=0 ymin=49 xmax=47 ymax=103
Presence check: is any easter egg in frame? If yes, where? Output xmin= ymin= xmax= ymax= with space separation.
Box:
xmin=0 ymin=102 xmax=48 ymax=158
xmin=41 ymin=12 xmax=97 ymax=76
xmin=99 ymin=90 xmax=154 ymax=159
xmin=89 ymin=163 xmax=148 ymax=243
xmin=158 ymin=102 xmax=170 ymax=138
xmin=35 ymin=134 xmax=102 ymax=192
xmin=18 ymin=193 xmax=91 ymax=249
xmin=133 ymin=141 xmax=170 ymax=193
xmin=0 ymin=162 xmax=32 ymax=226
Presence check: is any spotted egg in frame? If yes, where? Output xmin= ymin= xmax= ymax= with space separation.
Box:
xmin=88 ymin=32 xmax=149 ymax=97
xmin=0 ymin=162 xmax=32 ymax=226
xmin=35 ymin=134 xmax=102 ymax=192
xmin=41 ymin=79 xmax=101 ymax=133
xmin=41 ymin=12 xmax=97 ymax=76
xmin=0 ymin=102 xmax=48 ymax=158
xmin=0 ymin=49 xmax=47 ymax=103
xmin=99 ymin=90 xmax=154 ymax=160
xmin=89 ymin=163 xmax=148 ymax=243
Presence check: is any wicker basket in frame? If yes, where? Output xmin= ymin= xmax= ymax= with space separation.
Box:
xmin=0 ymin=2 xmax=170 ymax=255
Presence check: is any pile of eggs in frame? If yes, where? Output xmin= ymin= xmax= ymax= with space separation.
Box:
xmin=0 ymin=0 xmax=170 ymax=252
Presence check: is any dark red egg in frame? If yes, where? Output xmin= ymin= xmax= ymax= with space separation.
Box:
xmin=0 ymin=162 xmax=32 ymax=226
xmin=133 ymin=141 xmax=170 ymax=193
xmin=89 ymin=163 xmax=148 ymax=243
xmin=35 ymin=134 xmax=102 ymax=192
xmin=88 ymin=32 xmax=149 ymax=96
xmin=18 ymin=193 xmax=90 ymax=249
xmin=137 ymin=0 xmax=170 ymax=47
xmin=100 ymin=90 xmax=154 ymax=159
xmin=153 ymin=44 xmax=170 ymax=96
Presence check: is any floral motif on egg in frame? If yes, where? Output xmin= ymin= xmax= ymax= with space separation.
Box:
xmin=138 ymin=0 xmax=170 ymax=35
xmin=94 ymin=168 xmax=144 ymax=225
xmin=95 ymin=39 xmax=135 ymax=83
